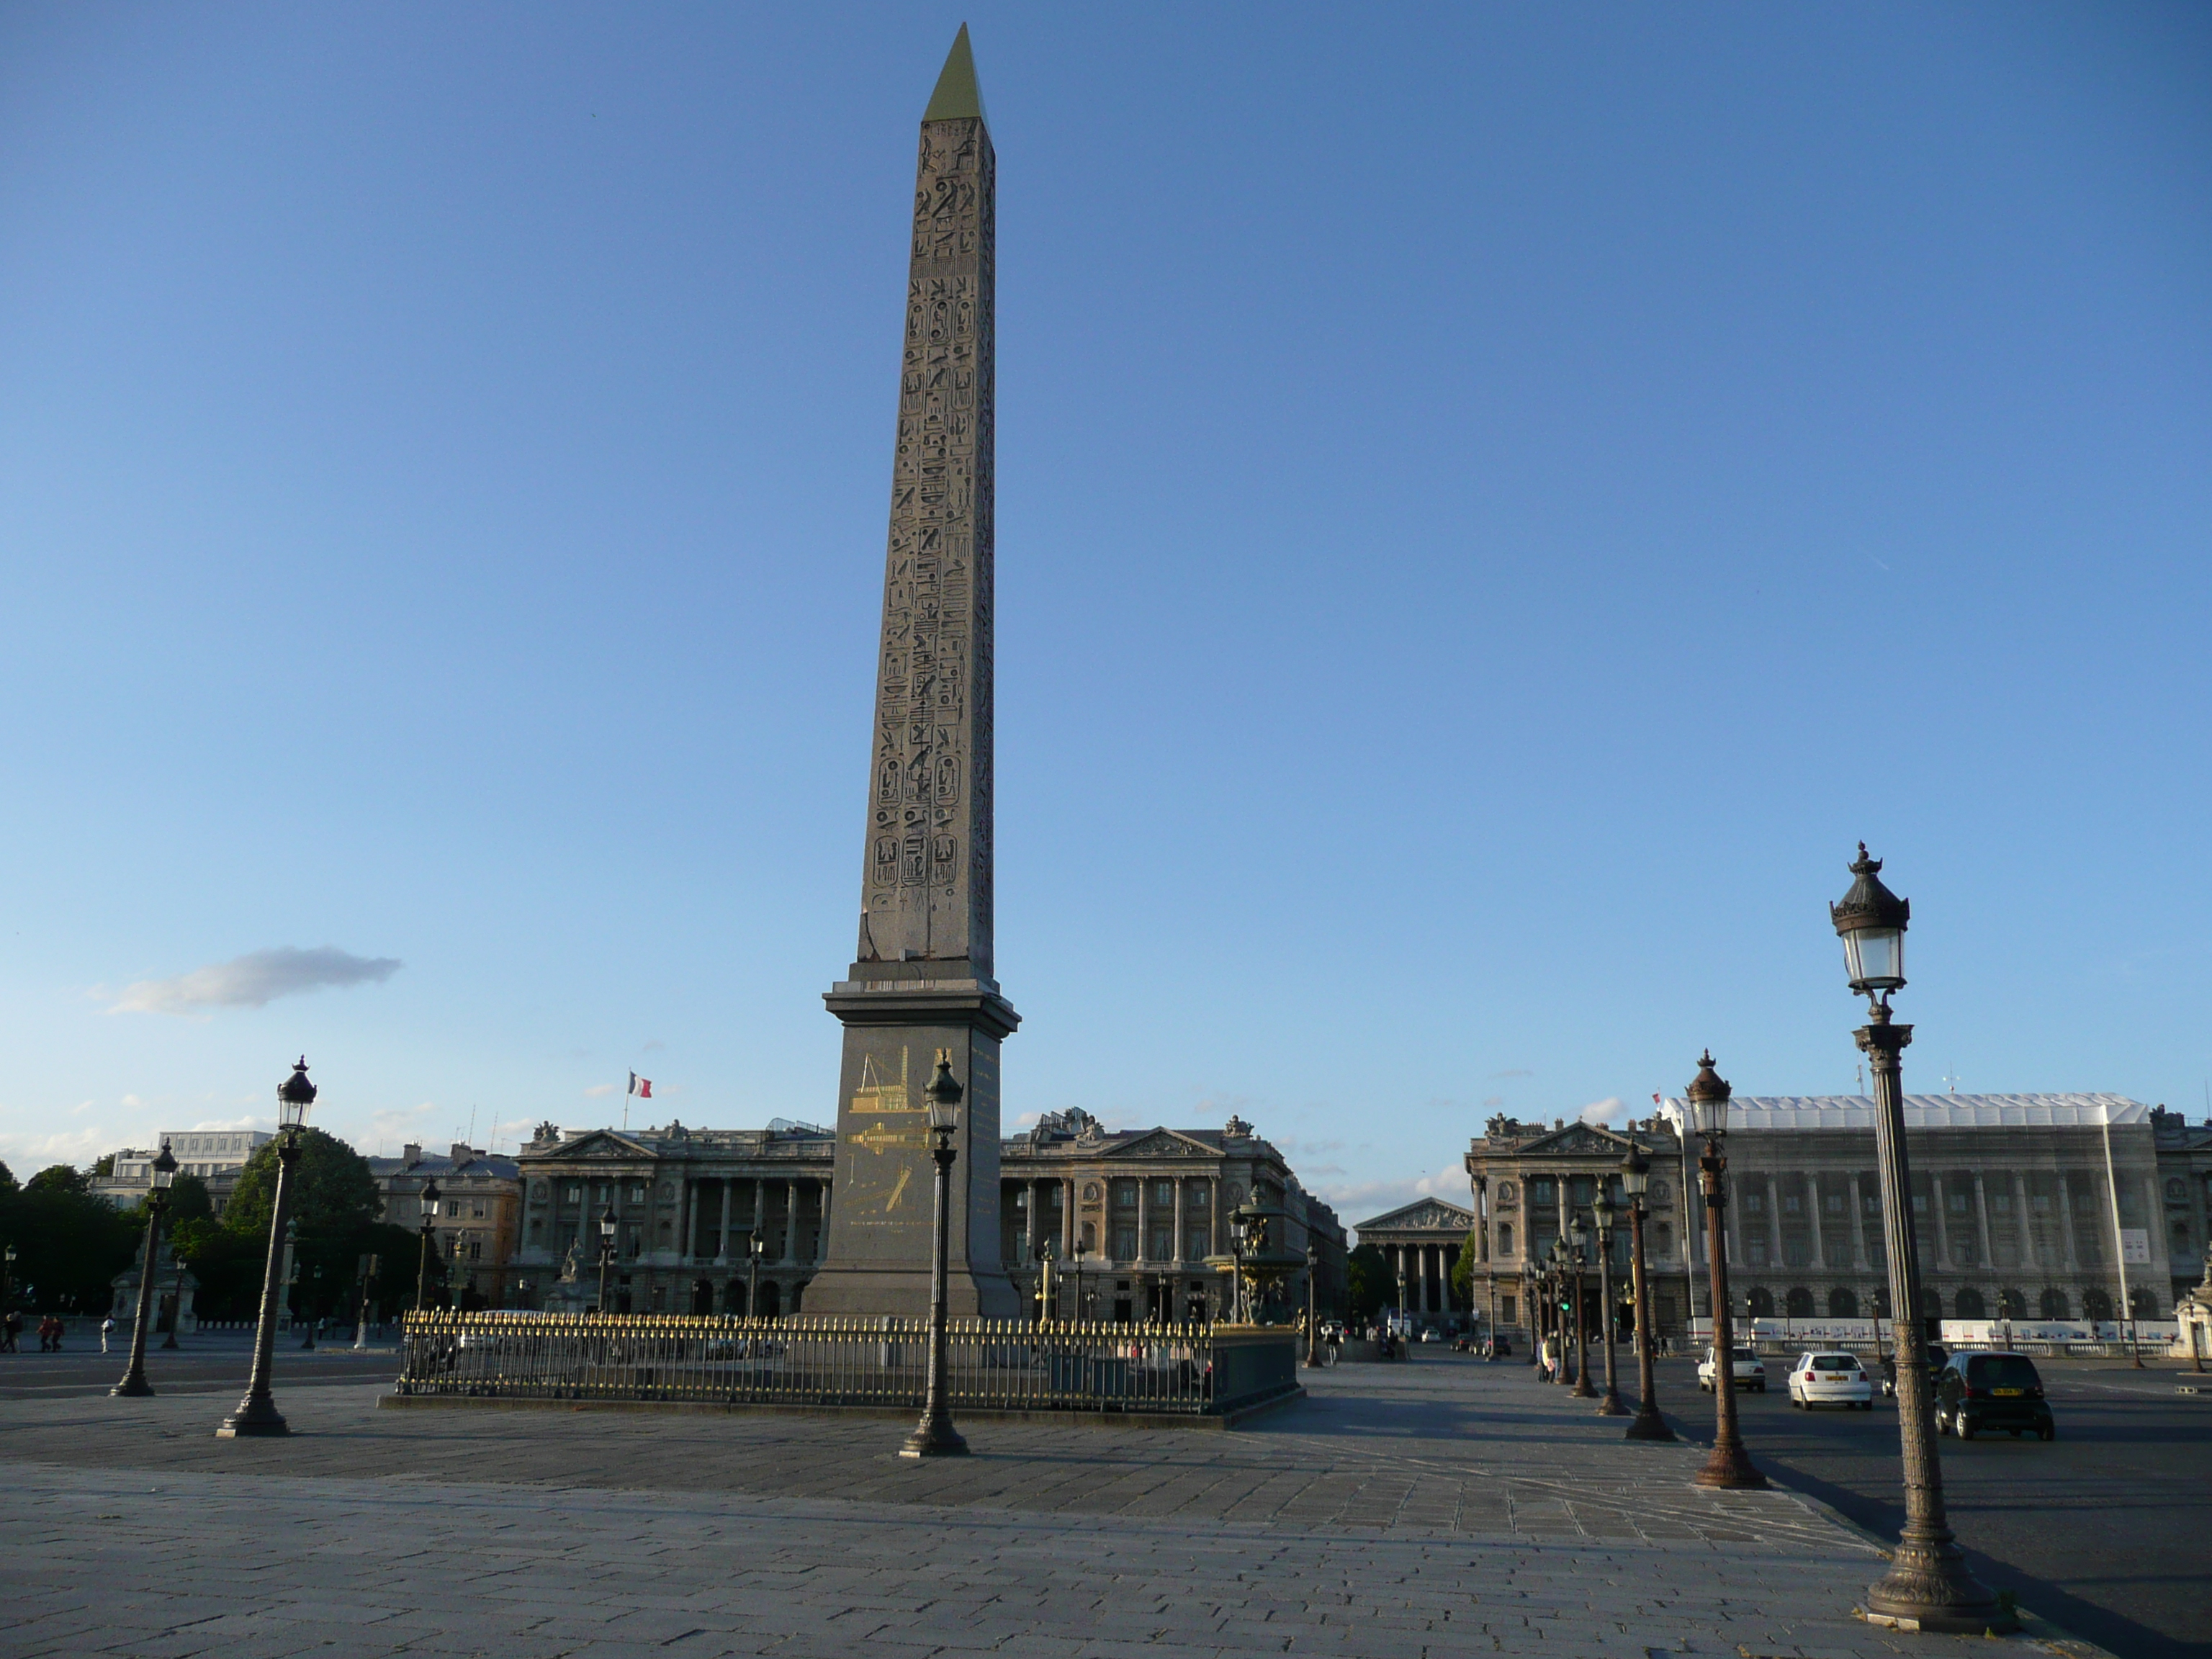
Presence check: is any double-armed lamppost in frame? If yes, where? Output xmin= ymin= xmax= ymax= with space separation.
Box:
xmin=112 ymin=1141 xmax=179 ymax=1397
xmin=595 ymin=1202 xmax=618 ymax=1314
xmin=1071 ymin=1235 xmax=1088 ymax=1324
xmin=1831 ymin=846 xmax=2002 ymax=1632
xmin=217 ymin=1058 xmax=316 ymax=1437
xmin=1620 ymin=1141 xmax=1674 ymax=1441
xmin=746 ymin=1231 xmax=765 ymax=1318
xmin=1303 ymin=1242 xmax=1323 ymax=1367
xmin=1038 ymin=1236 xmax=1057 ymax=1325
xmin=1590 ymin=1187 xmax=1626 ymax=1415
xmin=1566 ymin=1214 xmax=1596 ymax=1398
xmin=1546 ymin=1238 xmax=1570 ymax=1385
xmin=1686 ymin=1052 xmax=1763 ymax=1488
xmin=902 ymin=1048 xmax=969 ymax=1458
xmin=414 ymin=1177 xmax=442 ymax=1313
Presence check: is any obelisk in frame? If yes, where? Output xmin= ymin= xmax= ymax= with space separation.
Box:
xmin=806 ymin=26 xmax=1019 ymax=1318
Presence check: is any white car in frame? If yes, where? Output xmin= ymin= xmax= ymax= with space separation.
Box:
xmin=1786 ymin=1350 xmax=1873 ymax=1410
xmin=1697 ymin=1345 xmax=1766 ymax=1393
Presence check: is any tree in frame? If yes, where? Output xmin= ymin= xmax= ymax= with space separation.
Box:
xmin=94 ymin=1153 xmax=116 ymax=1177
xmin=1345 ymin=1244 xmax=1390 ymax=1323
xmin=167 ymin=1173 xmax=215 ymax=1228
xmin=0 ymin=1161 xmax=17 ymax=1197
xmin=1449 ymin=1226 xmax=1479 ymax=1306
xmin=222 ymin=1128 xmax=381 ymax=1241
xmin=0 ymin=1171 xmax=135 ymax=1312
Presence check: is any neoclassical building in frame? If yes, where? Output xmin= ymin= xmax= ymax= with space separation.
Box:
xmin=507 ymin=1109 xmax=1346 ymax=1323
xmin=1465 ymin=1093 xmax=2188 ymax=1344
xmin=1352 ymin=1197 xmax=1478 ymax=1326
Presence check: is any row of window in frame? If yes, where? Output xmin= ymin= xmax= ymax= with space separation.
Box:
xmin=1738 ymin=1285 xmax=2159 ymax=1321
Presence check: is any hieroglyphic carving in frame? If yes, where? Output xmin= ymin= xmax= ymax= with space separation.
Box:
xmin=858 ymin=109 xmax=996 ymax=975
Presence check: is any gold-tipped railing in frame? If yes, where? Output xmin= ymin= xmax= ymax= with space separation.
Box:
xmin=394 ymin=1311 xmax=1298 ymax=1416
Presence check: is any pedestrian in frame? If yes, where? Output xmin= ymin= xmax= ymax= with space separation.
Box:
xmin=0 ymin=1310 xmax=18 ymax=1352
xmin=101 ymin=1314 xmax=116 ymax=1353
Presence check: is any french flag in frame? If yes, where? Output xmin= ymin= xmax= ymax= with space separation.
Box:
xmin=629 ymin=1071 xmax=652 ymax=1100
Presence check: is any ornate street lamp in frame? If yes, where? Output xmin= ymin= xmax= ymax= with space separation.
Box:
xmin=746 ymin=1231 xmax=764 ymax=1320
xmin=1590 ymin=1187 xmax=1626 ymax=1416
xmin=902 ymin=1048 xmax=968 ymax=1458
xmin=1832 ymin=847 xmax=2001 ymax=1632
xmin=1303 ymin=1242 xmax=1323 ymax=1368
xmin=595 ymin=1202 xmax=618 ymax=1315
xmin=217 ymin=1058 xmax=315 ymax=1437
xmin=1071 ymin=1235 xmax=1089 ymax=1325
xmin=1557 ymin=1238 xmax=1575 ymax=1380
xmin=414 ymin=1178 xmax=443 ymax=1313
xmin=1687 ymin=1051 xmax=1763 ymax=1488
xmin=1038 ymin=1236 xmax=1057 ymax=1326
xmin=1566 ymin=1212 xmax=1596 ymax=1398
xmin=112 ymin=1141 xmax=178 ymax=1397
xmin=1522 ymin=1260 xmax=1539 ymax=1374
xmin=1620 ymin=1140 xmax=1674 ymax=1442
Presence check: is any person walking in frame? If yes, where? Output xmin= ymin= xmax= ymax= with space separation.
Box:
xmin=1 ymin=1310 xmax=18 ymax=1352
xmin=101 ymin=1313 xmax=116 ymax=1354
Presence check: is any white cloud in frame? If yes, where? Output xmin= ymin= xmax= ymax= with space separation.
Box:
xmin=583 ymin=1084 xmax=619 ymax=1098
xmin=109 ymin=946 xmax=402 ymax=1015
xmin=1578 ymin=1097 xmax=1626 ymax=1128
xmin=120 ymin=1094 xmax=143 ymax=1108
xmin=0 ymin=1124 xmax=117 ymax=1172
xmin=1316 ymin=1158 xmax=1473 ymax=1226
xmin=370 ymin=1102 xmax=436 ymax=1138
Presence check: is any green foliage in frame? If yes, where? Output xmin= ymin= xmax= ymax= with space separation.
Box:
xmin=167 ymin=1174 xmax=215 ymax=1228
xmin=94 ymin=1154 xmax=116 ymax=1177
xmin=0 ymin=1169 xmax=137 ymax=1312
xmin=1449 ymin=1227 xmax=1478 ymax=1304
xmin=0 ymin=1161 xmax=16 ymax=1197
xmin=1344 ymin=1243 xmax=1390 ymax=1321
xmin=27 ymin=1164 xmax=94 ymax=1198
xmin=222 ymin=1128 xmax=381 ymax=1243
xmin=172 ymin=1218 xmax=267 ymax=1322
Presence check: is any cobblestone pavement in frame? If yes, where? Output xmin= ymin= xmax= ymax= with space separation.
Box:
xmin=0 ymin=1358 xmax=2100 ymax=1658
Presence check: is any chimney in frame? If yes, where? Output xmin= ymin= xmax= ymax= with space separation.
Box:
xmin=402 ymin=1142 xmax=423 ymax=1166
xmin=450 ymin=1142 xmax=473 ymax=1165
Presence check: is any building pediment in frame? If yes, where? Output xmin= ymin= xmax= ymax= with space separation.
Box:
xmin=1510 ymin=1123 xmax=1638 ymax=1160
xmin=1356 ymin=1197 xmax=1477 ymax=1235
xmin=1105 ymin=1129 xmax=1218 ymax=1161
xmin=541 ymin=1130 xmax=659 ymax=1161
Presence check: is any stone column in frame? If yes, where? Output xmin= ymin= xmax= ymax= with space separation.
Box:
xmin=1763 ymin=1174 xmax=1783 ymax=1271
xmin=783 ymin=1180 xmax=799 ymax=1264
xmin=1173 ymin=1180 xmax=1186 ymax=1264
xmin=1848 ymin=1174 xmax=1869 ymax=1277
xmin=2057 ymin=1172 xmax=2081 ymax=1272
xmin=2013 ymin=1171 xmax=2038 ymax=1271
xmin=750 ymin=1179 xmax=763 ymax=1256
xmin=716 ymin=1179 xmax=732 ymax=1264
xmin=1807 ymin=1175 xmax=1827 ymax=1270
xmin=1972 ymin=1172 xmax=1994 ymax=1271
xmin=1927 ymin=1173 xmax=1951 ymax=1270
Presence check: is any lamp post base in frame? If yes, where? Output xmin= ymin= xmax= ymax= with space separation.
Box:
xmin=1624 ymin=1404 xmax=1676 ymax=1442
xmin=1692 ymin=1439 xmax=1766 ymax=1488
xmin=1863 ymin=1537 xmax=2007 ymax=1634
xmin=215 ymin=1394 xmax=289 ymax=1438
xmin=1596 ymin=1387 xmax=1627 ymax=1416
xmin=899 ymin=1416 xmax=969 ymax=1459
xmin=1570 ymin=1375 xmax=1597 ymax=1400
xmin=109 ymin=1374 xmax=153 ymax=1398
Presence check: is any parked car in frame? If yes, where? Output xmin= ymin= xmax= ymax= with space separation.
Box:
xmin=1786 ymin=1351 xmax=1873 ymax=1410
xmin=1935 ymin=1351 xmax=2055 ymax=1441
xmin=1877 ymin=1343 xmax=1948 ymax=1397
xmin=1697 ymin=1345 xmax=1766 ymax=1392
xmin=1419 ymin=1326 xmax=1444 ymax=1344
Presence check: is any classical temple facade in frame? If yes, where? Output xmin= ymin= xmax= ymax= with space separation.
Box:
xmin=1352 ymin=1197 xmax=1478 ymax=1327
xmin=1464 ymin=1093 xmax=2203 ymax=1345
xmin=507 ymin=1110 xmax=1346 ymax=1323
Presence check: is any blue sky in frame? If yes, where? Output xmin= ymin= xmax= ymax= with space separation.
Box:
xmin=1 ymin=4 xmax=2206 ymax=1218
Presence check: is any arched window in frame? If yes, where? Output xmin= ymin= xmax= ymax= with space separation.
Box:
xmin=1746 ymin=1287 xmax=1775 ymax=1318
xmin=1871 ymin=1286 xmax=1892 ymax=1318
xmin=757 ymin=1281 xmax=782 ymax=1318
xmin=1954 ymin=1287 xmax=1987 ymax=1319
xmin=725 ymin=1280 xmax=748 ymax=1317
xmin=1784 ymin=1287 xmax=1814 ymax=1318
xmin=1827 ymin=1287 xmax=1857 ymax=1318
xmin=2039 ymin=1287 xmax=2069 ymax=1319
xmin=1997 ymin=1287 xmax=2026 ymax=1320
xmin=2129 ymin=1287 xmax=2157 ymax=1318
xmin=2083 ymin=1287 xmax=2113 ymax=1321
xmin=1925 ymin=1290 xmax=1942 ymax=1318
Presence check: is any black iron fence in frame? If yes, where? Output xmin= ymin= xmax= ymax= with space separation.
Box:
xmin=394 ymin=1311 xmax=1300 ymax=1417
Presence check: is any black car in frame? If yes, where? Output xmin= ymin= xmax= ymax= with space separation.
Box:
xmin=1934 ymin=1351 xmax=2055 ymax=1441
